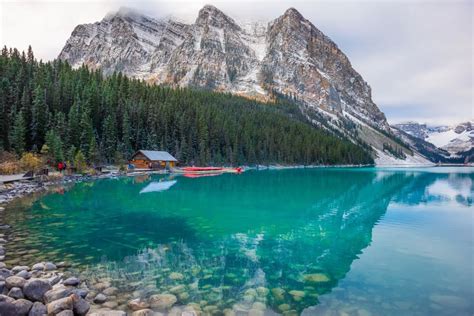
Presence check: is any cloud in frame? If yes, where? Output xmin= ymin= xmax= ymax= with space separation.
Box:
xmin=1 ymin=0 xmax=472 ymax=125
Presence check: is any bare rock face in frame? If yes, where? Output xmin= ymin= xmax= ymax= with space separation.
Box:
xmin=59 ymin=5 xmax=403 ymax=158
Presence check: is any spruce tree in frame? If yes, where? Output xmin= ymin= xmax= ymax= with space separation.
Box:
xmin=10 ymin=111 xmax=26 ymax=155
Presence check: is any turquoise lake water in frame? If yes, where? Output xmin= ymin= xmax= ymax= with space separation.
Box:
xmin=3 ymin=167 xmax=473 ymax=315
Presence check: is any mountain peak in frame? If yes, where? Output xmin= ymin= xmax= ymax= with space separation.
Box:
xmin=283 ymin=7 xmax=304 ymax=20
xmin=196 ymin=4 xmax=239 ymax=29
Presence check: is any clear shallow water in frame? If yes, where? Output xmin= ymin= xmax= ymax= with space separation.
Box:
xmin=3 ymin=167 xmax=473 ymax=315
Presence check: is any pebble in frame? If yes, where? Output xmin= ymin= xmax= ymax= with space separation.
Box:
xmin=94 ymin=293 xmax=107 ymax=304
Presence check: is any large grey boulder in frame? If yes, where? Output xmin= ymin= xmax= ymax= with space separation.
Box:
xmin=28 ymin=301 xmax=47 ymax=316
xmin=13 ymin=298 xmax=33 ymax=315
xmin=23 ymin=279 xmax=52 ymax=302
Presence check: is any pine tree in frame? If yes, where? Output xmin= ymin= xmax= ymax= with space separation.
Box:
xmin=31 ymin=85 xmax=49 ymax=149
xmin=101 ymin=114 xmax=117 ymax=163
xmin=10 ymin=111 xmax=26 ymax=155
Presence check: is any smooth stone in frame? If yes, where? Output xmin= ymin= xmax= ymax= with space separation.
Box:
xmin=24 ymin=279 xmax=52 ymax=302
xmin=0 ymin=301 xmax=16 ymax=315
xmin=44 ymin=262 xmax=57 ymax=271
xmin=271 ymin=288 xmax=285 ymax=301
xmin=16 ymin=270 xmax=32 ymax=280
xmin=168 ymin=272 xmax=184 ymax=280
xmin=0 ymin=294 xmax=14 ymax=303
xmin=44 ymin=286 xmax=73 ymax=303
xmin=94 ymin=293 xmax=107 ymax=304
xmin=47 ymin=296 xmax=73 ymax=314
xmin=127 ymin=298 xmax=150 ymax=311
xmin=56 ymin=310 xmax=74 ymax=316
xmin=0 ymin=281 xmax=5 ymax=293
xmin=278 ymin=304 xmax=291 ymax=312
xmin=0 ymin=268 xmax=13 ymax=279
xmin=8 ymin=286 xmax=24 ymax=299
xmin=132 ymin=309 xmax=155 ymax=316
xmin=289 ymin=290 xmax=305 ymax=301
xmin=31 ymin=263 xmax=45 ymax=271
xmin=71 ymin=293 xmax=90 ymax=315
xmin=12 ymin=266 xmax=30 ymax=273
xmin=149 ymin=293 xmax=177 ymax=309
xmin=93 ymin=282 xmax=110 ymax=291
xmin=0 ymin=263 xmax=6 ymax=269
xmin=28 ymin=301 xmax=47 ymax=316
xmin=14 ymin=298 xmax=33 ymax=315
xmin=6 ymin=275 xmax=26 ymax=289
xmin=169 ymin=284 xmax=185 ymax=294
xmin=303 ymin=273 xmax=330 ymax=283
xmin=63 ymin=277 xmax=80 ymax=286
xmin=102 ymin=287 xmax=118 ymax=296
xmin=72 ymin=288 xmax=88 ymax=299
xmin=102 ymin=301 xmax=118 ymax=309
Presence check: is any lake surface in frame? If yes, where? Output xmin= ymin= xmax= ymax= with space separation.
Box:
xmin=3 ymin=167 xmax=473 ymax=315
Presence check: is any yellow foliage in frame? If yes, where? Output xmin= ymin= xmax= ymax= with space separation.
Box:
xmin=20 ymin=152 xmax=43 ymax=171
xmin=0 ymin=161 xmax=21 ymax=175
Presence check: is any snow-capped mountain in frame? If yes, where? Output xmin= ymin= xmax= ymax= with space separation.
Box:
xmin=393 ymin=121 xmax=473 ymax=161
xmin=59 ymin=5 xmax=428 ymax=165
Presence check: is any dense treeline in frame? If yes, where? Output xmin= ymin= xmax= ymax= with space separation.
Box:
xmin=0 ymin=46 xmax=373 ymax=166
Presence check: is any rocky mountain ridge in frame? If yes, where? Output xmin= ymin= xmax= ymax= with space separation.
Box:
xmin=59 ymin=5 xmax=425 ymax=165
xmin=393 ymin=121 xmax=473 ymax=163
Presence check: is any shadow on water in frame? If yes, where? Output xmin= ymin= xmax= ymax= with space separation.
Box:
xmin=2 ymin=168 xmax=473 ymax=314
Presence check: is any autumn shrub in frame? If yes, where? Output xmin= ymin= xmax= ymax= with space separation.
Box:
xmin=20 ymin=152 xmax=43 ymax=172
xmin=0 ymin=161 xmax=21 ymax=175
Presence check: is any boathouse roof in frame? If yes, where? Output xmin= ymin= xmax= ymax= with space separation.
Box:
xmin=132 ymin=150 xmax=178 ymax=162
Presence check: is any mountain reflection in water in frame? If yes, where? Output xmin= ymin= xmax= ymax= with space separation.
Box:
xmin=3 ymin=168 xmax=473 ymax=315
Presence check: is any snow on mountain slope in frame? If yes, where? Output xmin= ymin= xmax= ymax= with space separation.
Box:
xmin=395 ymin=121 xmax=473 ymax=157
xmin=426 ymin=126 xmax=473 ymax=152
xmin=59 ymin=5 xmax=422 ymax=165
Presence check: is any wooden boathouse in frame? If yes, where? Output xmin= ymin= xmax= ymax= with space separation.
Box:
xmin=129 ymin=150 xmax=178 ymax=169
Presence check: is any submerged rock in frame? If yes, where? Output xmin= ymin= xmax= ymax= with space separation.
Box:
xmin=94 ymin=293 xmax=107 ymax=304
xmin=149 ymin=293 xmax=177 ymax=309
xmin=63 ymin=277 xmax=80 ymax=286
xmin=303 ymin=273 xmax=330 ymax=283
xmin=127 ymin=298 xmax=150 ymax=311
xmin=131 ymin=309 xmax=155 ymax=316
xmin=168 ymin=272 xmax=184 ymax=281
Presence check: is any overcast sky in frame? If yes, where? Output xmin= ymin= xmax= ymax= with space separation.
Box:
xmin=1 ymin=0 xmax=472 ymax=125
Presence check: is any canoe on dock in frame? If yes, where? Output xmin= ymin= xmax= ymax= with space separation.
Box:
xmin=172 ymin=167 xmax=243 ymax=174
